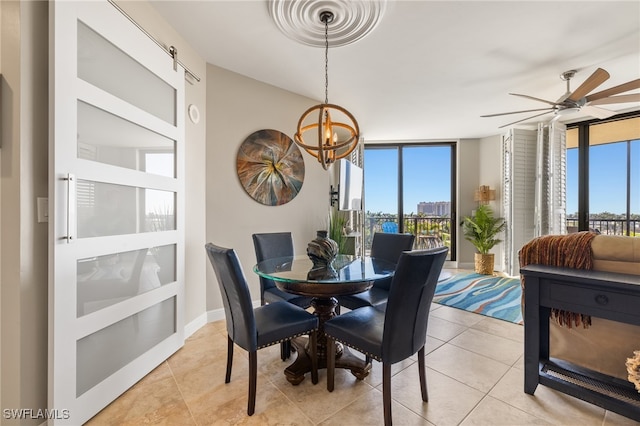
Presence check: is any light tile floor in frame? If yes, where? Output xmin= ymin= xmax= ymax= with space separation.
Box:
xmin=87 ymin=284 xmax=639 ymax=425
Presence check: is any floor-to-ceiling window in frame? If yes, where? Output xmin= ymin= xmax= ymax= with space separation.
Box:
xmin=566 ymin=113 xmax=640 ymax=236
xmin=363 ymin=143 xmax=457 ymax=259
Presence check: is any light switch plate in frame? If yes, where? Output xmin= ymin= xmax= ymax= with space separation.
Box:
xmin=37 ymin=197 xmax=48 ymax=223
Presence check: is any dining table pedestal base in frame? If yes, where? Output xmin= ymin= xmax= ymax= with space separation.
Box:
xmin=255 ymin=256 xmax=396 ymax=386
xmin=284 ymin=337 xmax=371 ymax=385
xmin=284 ymin=296 xmax=372 ymax=385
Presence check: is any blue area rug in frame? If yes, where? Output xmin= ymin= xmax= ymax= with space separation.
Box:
xmin=434 ymin=273 xmax=523 ymax=325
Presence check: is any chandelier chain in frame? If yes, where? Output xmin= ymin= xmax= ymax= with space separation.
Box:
xmin=324 ymin=17 xmax=329 ymax=104
xmin=293 ymin=9 xmax=359 ymax=170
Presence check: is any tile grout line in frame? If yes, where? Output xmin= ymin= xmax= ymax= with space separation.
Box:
xmin=166 ymin=356 xmax=199 ymax=426
xmin=262 ymin=360 xmax=319 ymax=425
xmin=479 ymin=369 xmax=559 ymax=426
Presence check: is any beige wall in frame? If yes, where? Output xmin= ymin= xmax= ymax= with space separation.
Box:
xmin=206 ymin=64 xmax=330 ymax=311
xmin=0 ymin=1 xmax=49 ymax=423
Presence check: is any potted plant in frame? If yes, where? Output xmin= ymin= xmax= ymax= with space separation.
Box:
xmin=329 ymin=210 xmax=349 ymax=254
xmin=462 ymin=204 xmax=506 ymax=275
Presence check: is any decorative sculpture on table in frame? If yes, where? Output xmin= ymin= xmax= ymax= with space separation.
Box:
xmin=236 ymin=129 xmax=305 ymax=206
xmin=307 ymin=230 xmax=338 ymax=270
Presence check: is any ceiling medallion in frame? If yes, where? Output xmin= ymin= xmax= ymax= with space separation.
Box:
xmin=268 ymin=0 xmax=387 ymax=47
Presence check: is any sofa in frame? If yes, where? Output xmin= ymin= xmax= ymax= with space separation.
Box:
xmin=522 ymin=234 xmax=640 ymax=381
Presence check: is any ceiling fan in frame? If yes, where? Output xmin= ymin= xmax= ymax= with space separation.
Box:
xmin=482 ymin=68 xmax=640 ymax=128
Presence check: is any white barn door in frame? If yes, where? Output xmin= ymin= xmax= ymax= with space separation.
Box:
xmin=49 ymin=1 xmax=185 ymax=423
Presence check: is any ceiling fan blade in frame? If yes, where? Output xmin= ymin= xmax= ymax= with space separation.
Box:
xmin=498 ymin=110 xmax=554 ymax=128
xmin=567 ymin=68 xmax=610 ymax=102
xmin=509 ymin=93 xmax=558 ymax=106
xmin=588 ymin=93 xmax=640 ymax=106
xmin=481 ymin=107 xmax=555 ymax=118
xmin=585 ymin=79 xmax=640 ymax=102
xmin=581 ymin=105 xmax=617 ymax=120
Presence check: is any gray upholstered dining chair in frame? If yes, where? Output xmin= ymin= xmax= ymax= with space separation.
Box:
xmin=337 ymin=232 xmax=415 ymax=311
xmin=205 ymin=243 xmax=319 ymax=416
xmin=325 ymin=246 xmax=448 ymax=425
xmin=252 ymin=232 xmax=313 ymax=360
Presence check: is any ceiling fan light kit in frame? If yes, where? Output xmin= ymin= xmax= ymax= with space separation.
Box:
xmin=482 ymin=68 xmax=640 ymax=128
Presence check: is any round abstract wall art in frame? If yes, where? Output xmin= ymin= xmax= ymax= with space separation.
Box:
xmin=236 ymin=129 xmax=305 ymax=206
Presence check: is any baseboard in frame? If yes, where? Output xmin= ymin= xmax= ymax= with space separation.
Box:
xmin=455 ymin=262 xmax=512 ymax=276
xmin=443 ymin=260 xmax=458 ymax=269
xmin=206 ymin=307 xmax=225 ymax=324
xmin=184 ymin=312 xmax=208 ymax=339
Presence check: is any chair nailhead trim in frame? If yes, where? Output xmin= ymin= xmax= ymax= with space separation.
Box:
xmin=257 ymin=327 xmax=318 ymax=350
xmin=325 ymin=334 xmax=382 ymax=362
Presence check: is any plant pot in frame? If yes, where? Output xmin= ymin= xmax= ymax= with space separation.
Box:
xmin=474 ymin=253 xmax=494 ymax=275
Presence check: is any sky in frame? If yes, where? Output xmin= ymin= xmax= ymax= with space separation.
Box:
xmin=364 ymin=140 xmax=639 ymax=216
xmin=364 ymin=146 xmax=451 ymax=214
xmin=567 ymin=139 xmax=639 ymax=215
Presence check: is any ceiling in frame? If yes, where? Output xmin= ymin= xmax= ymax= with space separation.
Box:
xmin=150 ymin=1 xmax=640 ymax=141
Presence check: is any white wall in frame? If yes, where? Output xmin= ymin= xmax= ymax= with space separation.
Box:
xmin=456 ymin=139 xmax=481 ymax=268
xmin=206 ymin=65 xmax=330 ymax=311
xmin=478 ymin=134 xmax=505 ymax=271
xmin=456 ymin=135 xmax=506 ymax=271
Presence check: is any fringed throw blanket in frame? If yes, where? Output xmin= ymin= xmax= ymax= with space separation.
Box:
xmin=519 ymin=231 xmax=598 ymax=328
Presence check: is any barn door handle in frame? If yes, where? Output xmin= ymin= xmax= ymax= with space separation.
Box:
xmin=63 ymin=174 xmax=76 ymax=243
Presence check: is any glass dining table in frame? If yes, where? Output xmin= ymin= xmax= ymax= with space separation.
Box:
xmin=254 ymin=254 xmax=396 ymax=385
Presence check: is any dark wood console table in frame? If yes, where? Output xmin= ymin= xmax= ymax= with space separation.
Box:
xmin=521 ymin=265 xmax=640 ymax=421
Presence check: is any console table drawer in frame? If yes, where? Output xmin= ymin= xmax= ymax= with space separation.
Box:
xmin=522 ymin=265 xmax=640 ymax=421
xmin=547 ymin=282 xmax=640 ymax=317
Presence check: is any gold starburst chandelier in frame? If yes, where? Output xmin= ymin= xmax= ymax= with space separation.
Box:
xmin=294 ymin=11 xmax=360 ymax=170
